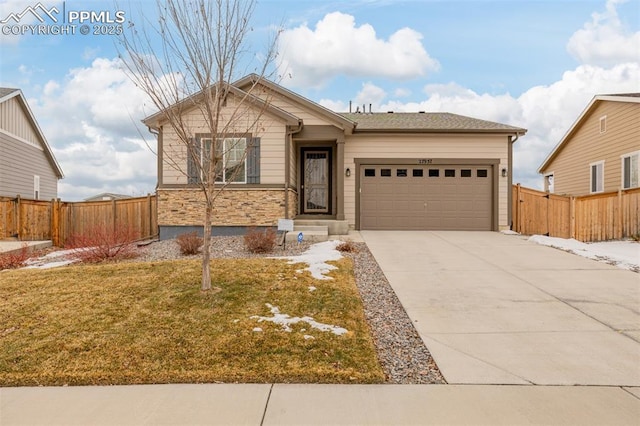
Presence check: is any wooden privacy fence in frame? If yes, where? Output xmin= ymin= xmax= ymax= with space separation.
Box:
xmin=0 ymin=194 xmax=158 ymax=246
xmin=512 ymin=184 xmax=640 ymax=242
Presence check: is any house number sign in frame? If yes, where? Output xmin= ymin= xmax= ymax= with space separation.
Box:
xmin=418 ymin=159 xmax=433 ymax=164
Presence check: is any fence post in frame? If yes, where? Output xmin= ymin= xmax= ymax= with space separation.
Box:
xmin=516 ymin=184 xmax=523 ymax=233
xmin=112 ymin=199 xmax=117 ymax=234
xmin=51 ymin=198 xmax=57 ymax=246
xmin=617 ymin=189 xmax=623 ymax=239
xmin=15 ymin=195 xmax=21 ymax=240
xmin=147 ymin=193 xmax=152 ymax=239
xmin=570 ymin=196 xmax=576 ymax=240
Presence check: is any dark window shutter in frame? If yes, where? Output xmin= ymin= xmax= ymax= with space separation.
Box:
xmin=187 ymin=138 xmax=201 ymax=184
xmin=247 ymin=137 xmax=261 ymax=184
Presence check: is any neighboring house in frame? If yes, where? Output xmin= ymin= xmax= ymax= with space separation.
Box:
xmin=539 ymin=93 xmax=640 ymax=196
xmin=0 ymin=88 xmax=63 ymax=200
xmin=144 ymin=75 xmax=526 ymax=238
xmin=84 ymin=193 xmax=132 ymax=201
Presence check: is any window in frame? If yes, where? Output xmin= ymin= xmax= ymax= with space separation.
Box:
xmin=202 ymin=137 xmax=247 ymax=183
xmin=364 ymin=169 xmax=376 ymax=177
xmin=590 ymin=161 xmax=604 ymax=193
xmin=622 ymin=152 xmax=639 ymax=189
xmin=461 ymin=169 xmax=472 ymax=178
xmin=599 ymin=116 xmax=607 ymax=133
xmin=381 ymin=169 xmax=391 ymax=177
xmin=444 ymin=169 xmax=455 ymax=177
xmin=477 ymin=169 xmax=488 ymax=178
xmin=33 ymin=175 xmax=40 ymax=200
xmin=396 ymin=169 xmax=408 ymax=177
xmin=412 ymin=169 xmax=423 ymax=177
xmin=428 ymin=169 xmax=439 ymax=177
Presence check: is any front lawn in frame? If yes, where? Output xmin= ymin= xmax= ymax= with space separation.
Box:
xmin=0 ymin=257 xmax=384 ymax=386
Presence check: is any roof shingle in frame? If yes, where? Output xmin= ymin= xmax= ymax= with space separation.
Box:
xmin=339 ymin=112 xmax=526 ymax=133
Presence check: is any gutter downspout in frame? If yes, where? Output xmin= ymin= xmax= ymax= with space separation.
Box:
xmin=507 ymin=132 xmax=520 ymax=229
xmin=285 ymin=121 xmax=303 ymax=219
xmin=147 ymin=126 xmax=161 ymax=191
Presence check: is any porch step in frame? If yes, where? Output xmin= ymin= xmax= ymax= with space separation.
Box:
xmin=285 ymin=225 xmax=329 ymax=242
xmin=293 ymin=220 xmax=349 ymax=235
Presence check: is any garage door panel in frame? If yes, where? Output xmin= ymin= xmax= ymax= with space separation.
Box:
xmin=360 ymin=164 xmax=493 ymax=231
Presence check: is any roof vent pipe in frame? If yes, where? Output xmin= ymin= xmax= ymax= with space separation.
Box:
xmin=369 ymin=104 xmax=372 ymax=114
xmin=349 ymin=101 xmax=352 ymax=113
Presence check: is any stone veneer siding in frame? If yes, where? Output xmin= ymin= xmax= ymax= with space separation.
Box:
xmin=158 ymin=188 xmax=297 ymax=226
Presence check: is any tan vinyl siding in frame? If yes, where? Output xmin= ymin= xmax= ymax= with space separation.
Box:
xmin=543 ymin=101 xmax=640 ymax=196
xmin=262 ymin=91 xmax=334 ymax=126
xmin=0 ymin=97 xmax=40 ymax=145
xmin=0 ymin=131 xmax=58 ymax=199
xmin=344 ymin=133 xmax=510 ymax=227
xmin=160 ymin=95 xmax=288 ymax=186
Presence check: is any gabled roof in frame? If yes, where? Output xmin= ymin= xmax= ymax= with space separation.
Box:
xmin=0 ymin=88 xmax=64 ymax=178
xmin=538 ymin=93 xmax=640 ymax=173
xmin=340 ymin=112 xmax=526 ymax=134
xmin=233 ymin=74 xmax=356 ymax=133
xmin=142 ymin=82 xmax=301 ymax=129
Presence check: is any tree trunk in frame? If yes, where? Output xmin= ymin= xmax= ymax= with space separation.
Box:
xmin=201 ymin=202 xmax=212 ymax=291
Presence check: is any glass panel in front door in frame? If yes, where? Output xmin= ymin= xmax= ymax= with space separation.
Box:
xmin=304 ymin=151 xmax=329 ymax=213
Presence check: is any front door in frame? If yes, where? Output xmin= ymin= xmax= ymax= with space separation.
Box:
xmin=301 ymin=148 xmax=331 ymax=214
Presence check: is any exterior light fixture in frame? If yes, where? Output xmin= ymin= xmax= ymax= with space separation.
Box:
xmin=501 ymin=167 xmax=508 ymax=178
xmin=345 ymin=168 xmax=351 ymax=177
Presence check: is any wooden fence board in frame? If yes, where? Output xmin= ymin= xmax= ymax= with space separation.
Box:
xmin=0 ymin=195 xmax=158 ymax=246
xmin=512 ymin=184 xmax=640 ymax=242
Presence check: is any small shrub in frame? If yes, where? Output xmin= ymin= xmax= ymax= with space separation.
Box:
xmin=65 ymin=225 xmax=140 ymax=263
xmin=176 ymin=231 xmax=203 ymax=255
xmin=631 ymin=234 xmax=640 ymax=242
xmin=244 ymin=227 xmax=276 ymax=254
xmin=0 ymin=244 xmax=29 ymax=270
xmin=336 ymin=241 xmax=358 ymax=253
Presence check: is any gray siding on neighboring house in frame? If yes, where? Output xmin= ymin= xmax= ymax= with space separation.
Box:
xmin=0 ymin=131 xmax=58 ymax=199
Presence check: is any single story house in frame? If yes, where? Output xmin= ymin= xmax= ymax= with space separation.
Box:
xmin=84 ymin=192 xmax=132 ymax=202
xmin=539 ymin=93 xmax=640 ymax=195
xmin=144 ymin=75 xmax=526 ymax=238
xmin=0 ymin=88 xmax=63 ymax=200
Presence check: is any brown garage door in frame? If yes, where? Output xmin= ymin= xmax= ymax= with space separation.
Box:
xmin=360 ymin=165 xmax=493 ymax=230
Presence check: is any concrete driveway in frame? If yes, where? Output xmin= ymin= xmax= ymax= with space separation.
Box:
xmin=361 ymin=231 xmax=640 ymax=386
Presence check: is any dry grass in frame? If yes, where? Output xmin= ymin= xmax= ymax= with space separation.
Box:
xmin=0 ymin=257 xmax=384 ymax=386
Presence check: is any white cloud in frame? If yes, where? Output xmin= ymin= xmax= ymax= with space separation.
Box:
xmin=278 ymin=11 xmax=439 ymax=88
xmin=30 ymin=57 xmax=157 ymax=200
xmin=393 ymin=88 xmax=412 ymax=98
xmin=567 ymin=0 xmax=640 ymax=66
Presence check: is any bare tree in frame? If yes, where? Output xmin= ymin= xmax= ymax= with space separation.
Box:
xmin=119 ymin=0 xmax=278 ymax=290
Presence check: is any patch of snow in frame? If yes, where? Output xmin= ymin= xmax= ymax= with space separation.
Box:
xmin=272 ymin=240 xmax=343 ymax=280
xmin=308 ymin=286 xmax=317 ymax=292
xmin=251 ymin=303 xmax=348 ymax=336
xmin=23 ymin=260 xmax=77 ymax=269
xmin=233 ymin=319 xmax=240 ymax=323
xmin=501 ymin=230 xmax=520 ymax=235
xmin=253 ymin=327 xmax=263 ymax=332
xmin=528 ymin=235 xmax=640 ymax=271
xmin=303 ymin=335 xmax=315 ymax=340
xmin=22 ymin=248 xmax=85 ymax=269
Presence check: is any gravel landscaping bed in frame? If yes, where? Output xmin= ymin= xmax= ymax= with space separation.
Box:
xmin=135 ymin=237 xmax=445 ymax=384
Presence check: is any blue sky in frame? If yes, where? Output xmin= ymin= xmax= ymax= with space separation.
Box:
xmin=1 ymin=0 xmax=639 ymax=200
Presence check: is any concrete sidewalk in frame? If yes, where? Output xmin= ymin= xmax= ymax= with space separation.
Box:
xmin=0 ymin=240 xmax=51 ymax=254
xmin=2 ymin=383 xmax=639 ymax=425
xmin=361 ymin=231 xmax=640 ymax=386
